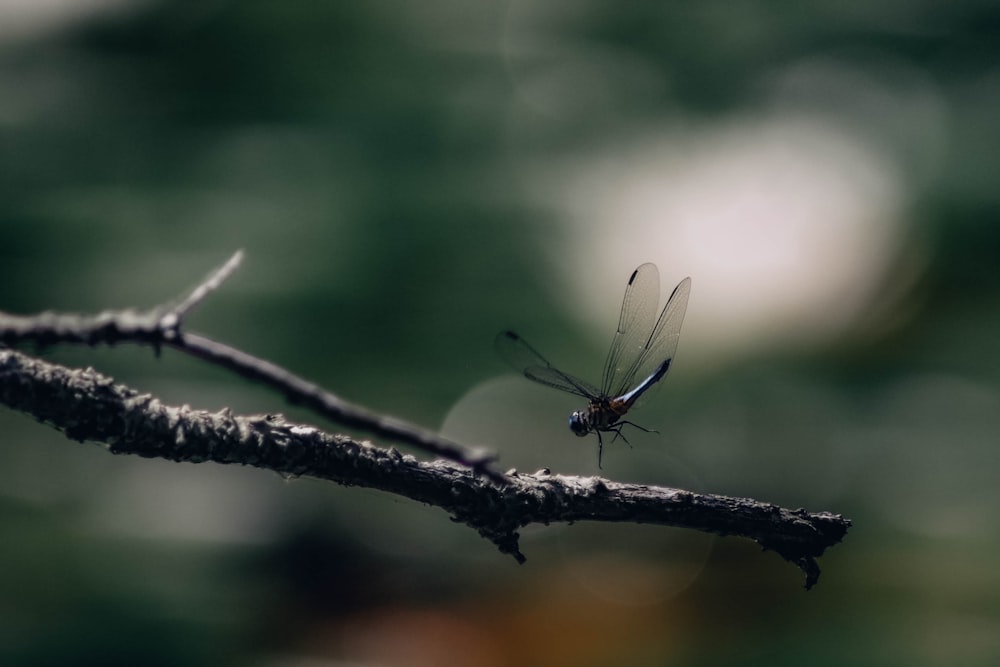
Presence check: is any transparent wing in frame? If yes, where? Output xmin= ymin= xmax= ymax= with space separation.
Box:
xmin=601 ymin=263 xmax=660 ymax=396
xmin=495 ymin=330 xmax=601 ymax=400
xmin=610 ymin=276 xmax=691 ymax=399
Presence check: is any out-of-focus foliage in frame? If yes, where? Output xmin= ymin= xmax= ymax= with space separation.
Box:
xmin=1 ymin=1 xmax=999 ymax=665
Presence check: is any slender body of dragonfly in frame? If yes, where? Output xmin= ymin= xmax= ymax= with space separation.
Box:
xmin=496 ymin=263 xmax=691 ymax=466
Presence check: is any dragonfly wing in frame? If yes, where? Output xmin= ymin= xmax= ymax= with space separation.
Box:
xmin=495 ymin=330 xmax=601 ymax=399
xmin=601 ymin=263 xmax=660 ymax=397
xmin=613 ymin=276 xmax=691 ymax=399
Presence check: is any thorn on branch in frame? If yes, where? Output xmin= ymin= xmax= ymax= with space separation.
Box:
xmin=479 ymin=525 xmax=526 ymax=564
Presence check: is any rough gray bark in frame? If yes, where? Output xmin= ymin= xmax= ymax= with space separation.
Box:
xmin=0 ymin=251 xmax=497 ymax=477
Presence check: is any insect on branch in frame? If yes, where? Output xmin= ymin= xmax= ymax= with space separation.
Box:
xmin=0 ymin=252 xmax=851 ymax=587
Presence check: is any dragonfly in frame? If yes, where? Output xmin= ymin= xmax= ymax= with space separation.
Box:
xmin=496 ymin=263 xmax=691 ymax=466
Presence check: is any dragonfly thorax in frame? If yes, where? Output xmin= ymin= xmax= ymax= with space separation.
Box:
xmin=569 ymin=399 xmax=627 ymax=437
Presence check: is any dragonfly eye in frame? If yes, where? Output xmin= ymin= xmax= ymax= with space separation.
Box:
xmin=569 ymin=412 xmax=590 ymax=437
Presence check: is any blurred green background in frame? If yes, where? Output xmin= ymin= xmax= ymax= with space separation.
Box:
xmin=2 ymin=1 xmax=999 ymax=665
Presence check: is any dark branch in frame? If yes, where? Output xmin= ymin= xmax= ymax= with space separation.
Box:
xmin=0 ymin=347 xmax=850 ymax=588
xmin=0 ymin=251 xmax=499 ymax=478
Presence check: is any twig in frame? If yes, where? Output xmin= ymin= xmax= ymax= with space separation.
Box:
xmin=0 ymin=251 xmax=499 ymax=478
xmin=160 ymin=249 xmax=245 ymax=329
xmin=0 ymin=348 xmax=850 ymax=588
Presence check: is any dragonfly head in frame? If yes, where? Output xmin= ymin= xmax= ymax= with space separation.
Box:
xmin=569 ymin=411 xmax=590 ymax=437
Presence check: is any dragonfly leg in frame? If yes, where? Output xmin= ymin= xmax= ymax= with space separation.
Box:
xmin=619 ymin=420 xmax=658 ymax=435
xmin=608 ymin=422 xmax=634 ymax=449
xmin=599 ymin=420 xmax=656 ymax=464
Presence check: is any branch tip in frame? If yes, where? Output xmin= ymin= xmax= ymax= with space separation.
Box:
xmin=171 ymin=249 xmax=245 ymax=321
